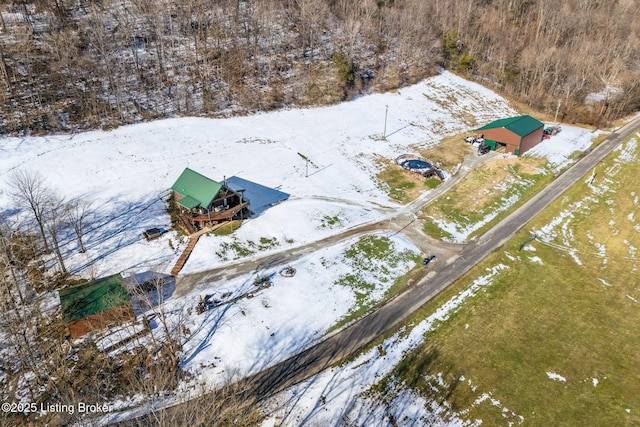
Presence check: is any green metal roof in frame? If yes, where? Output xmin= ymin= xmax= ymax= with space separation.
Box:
xmin=476 ymin=115 xmax=544 ymax=137
xmin=171 ymin=168 xmax=222 ymax=209
xmin=176 ymin=195 xmax=200 ymax=210
xmin=59 ymin=274 xmax=131 ymax=322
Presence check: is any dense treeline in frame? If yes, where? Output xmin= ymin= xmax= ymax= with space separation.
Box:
xmin=0 ymin=0 xmax=638 ymax=135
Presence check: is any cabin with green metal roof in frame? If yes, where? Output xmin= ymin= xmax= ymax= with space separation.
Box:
xmin=59 ymin=274 xmax=134 ymax=338
xmin=475 ymin=115 xmax=544 ymax=156
xmin=170 ymin=168 xmax=249 ymax=233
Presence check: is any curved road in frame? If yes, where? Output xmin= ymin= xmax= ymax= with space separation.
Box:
xmin=115 ymin=116 xmax=640 ymax=423
xmin=240 ymin=116 xmax=640 ymax=402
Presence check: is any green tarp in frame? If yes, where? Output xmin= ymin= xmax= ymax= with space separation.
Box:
xmin=484 ymin=139 xmax=497 ymax=150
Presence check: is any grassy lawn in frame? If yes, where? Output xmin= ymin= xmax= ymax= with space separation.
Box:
xmin=416 ymin=133 xmax=472 ymax=172
xmin=376 ymin=133 xmax=640 ymax=425
xmin=377 ymin=165 xmax=436 ymax=204
xmin=212 ymin=220 xmax=244 ymax=236
xmin=328 ymin=235 xmax=422 ymax=332
xmin=420 ymin=155 xmax=552 ymax=241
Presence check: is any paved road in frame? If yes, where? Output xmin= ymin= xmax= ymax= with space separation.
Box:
xmin=240 ymin=115 xmax=640 ymax=402
xmin=115 ymin=116 xmax=640 ymax=423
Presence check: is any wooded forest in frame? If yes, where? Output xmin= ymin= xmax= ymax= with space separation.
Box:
xmin=0 ymin=0 xmax=639 ymax=135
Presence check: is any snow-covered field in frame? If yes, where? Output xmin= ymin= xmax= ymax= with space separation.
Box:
xmin=180 ymin=233 xmax=419 ymax=383
xmin=261 ymin=265 xmax=510 ymax=426
xmin=526 ymin=124 xmax=597 ymax=169
xmin=260 ymin=134 xmax=640 ymax=427
xmin=0 ymin=71 xmax=516 ymax=278
xmin=0 ymin=70 xmax=605 ymax=423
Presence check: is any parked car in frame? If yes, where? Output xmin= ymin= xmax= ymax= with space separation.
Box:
xmin=423 ymin=255 xmax=436 ymax=266
xmin=143 ymin=227 xmax=164 ymax=241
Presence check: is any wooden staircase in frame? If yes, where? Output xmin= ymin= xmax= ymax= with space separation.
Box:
xmin=170 ymin=220 xmax=243 ymax=277
xmin=171 ymin=235 xmax=201 ymax=276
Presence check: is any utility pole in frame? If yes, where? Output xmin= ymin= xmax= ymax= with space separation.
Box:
xmin=383 ymin=105 xmax=388 ymax=139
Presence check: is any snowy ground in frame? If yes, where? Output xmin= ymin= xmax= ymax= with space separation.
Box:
xmin=526 ymin=124 xmax=598 ymax=169
xmin=259 ymin=132 xmax=640 ymax=427
xmin=0 ymin=71 xmax=595 ymax=278
xmin=261 ymin=265 xmax=509 ymax=427
xmin=179 ymin=233 xmax=419 ymax=384
xmin=0 ymin=71 xmax=516 ymax=278
xmin=0 ymin=70 xmax=606 ymax=422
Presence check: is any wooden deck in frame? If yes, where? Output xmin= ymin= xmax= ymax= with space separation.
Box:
xmin=182 ymin=202 xmax=249 ymax=225
xmin=170 ymin=202 xmax=249 ymax=276
xmin=174 ymin=201 xmax=249 ymax=236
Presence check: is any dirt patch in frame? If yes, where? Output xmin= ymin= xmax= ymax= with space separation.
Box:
xmin=508 ymin=155 xmax=547 ymax=174
xmin=454 ymin=164 xmax=511 ymax=211
xmin=377 ymin=162 xmax=434 ymax=203
xmin=426 ymin=154 xmax=547 ymax=214
xmin=416 ymin=133 xmax=474 ymax=172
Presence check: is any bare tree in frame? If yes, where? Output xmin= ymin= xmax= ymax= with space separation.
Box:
xmin=0 ymin=214 xmax=23 ymax=302
xmin=67 ymin=198 xmax=91 ymax=253
xmin=1 ymin=0 xmax=640 ymax=131
xmin=122 ymin=371 xmax=264 ymax=426
xmin=45 ymin=194 xmax=69 ymax=275
xmin=0 ymin=226 xmax=47 ymax=404
xmin=9 ymin=169 xmax=52 ymax=253
xmin=129 ymin=273 xmax=183 ymax=376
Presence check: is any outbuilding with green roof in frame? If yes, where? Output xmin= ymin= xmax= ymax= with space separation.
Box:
xmin=475 ymin=115 xmax=544 ymax=156
xmin=59 ymin=274 xmax=135 ymax=338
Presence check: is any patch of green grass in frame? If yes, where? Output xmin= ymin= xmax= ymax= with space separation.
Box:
xmin=258 ymin=237 xmax=278 ymax=249
xmin=343 ymin=234 xmax=394 ymax=261
xmin=320 ymin=214 xmax=343 ymax=229
xmin=422 ymin=217 xmax=455 ymax=241
xmin=212 ymin=220 xmax=244 ymax=236
xmin=422 ymin=159 xmax=555 ymax=242
xmin=328 ymin=235 xmax=421 ymax=332
xmin=215 ymin=236 xmax=280 ymax=261
xmin=590 ymin=133 xmax=608 ymax=149
xmin=568 ymin=150 xmax=586 ymax=161
xmin=331 ymin=262 xmax=421 ymax=333
xmin=424 ymin=178 xmax=442 ymax=189
xmin=372 ymin=134 xmax=640 ymax=426
xmin=377 ymin=167 xmax=418 ymax=204
xmin=216 ymin=241 xmax=254 ymax=260
xmin=468 ymin=171 xmax=555 ymax=239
